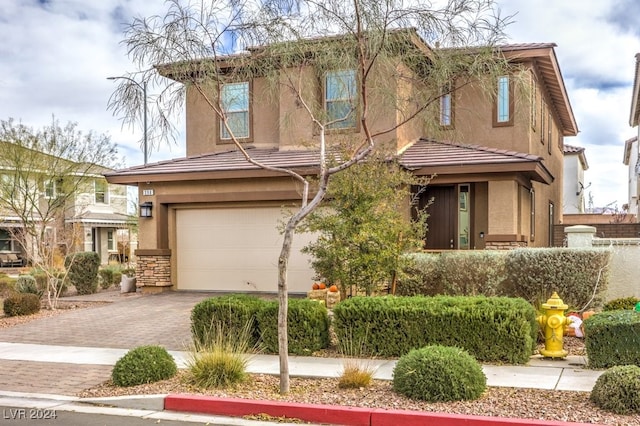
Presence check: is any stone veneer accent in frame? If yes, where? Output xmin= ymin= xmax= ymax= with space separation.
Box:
xmin=135 ymin=249 xmax=173 ymax=293
xmin=485 ymin=240 xmax=528 ymax=250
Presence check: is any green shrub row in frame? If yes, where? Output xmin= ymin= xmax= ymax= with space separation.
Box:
xmin=98 ymin=266 xmax=124 ymax=290
xmin=398 ymin=248 xmax=611 ymax=310
xmin=584 ymin=310 xmax=640 ymax=368
xmin=332 ymin=295 xmax=537 ymax=364
xmin=191 ymin=296 xmax=330 ymax=356
xmin=3 ymin=293 xmax=40 ymax=317
xmin=257 ymin=299 xmax=330 ymax=355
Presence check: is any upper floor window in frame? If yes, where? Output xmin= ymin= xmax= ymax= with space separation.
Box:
xmin=220 ymin=82 xmax=250 ymax=140
xmin=44 ymin=178 xmax=63 ymax=199
xmin=325 ymin=69 xmax=357 ymax=129
xmin=440 ymin=90 xmax=453 ymax=127
xmin=44 ymin=180 xmax=55 ymax=198
xmin=494 ymin=75 xmax=513 ymax=126
xmin=95 ymin=180 xmax=109 ymax=204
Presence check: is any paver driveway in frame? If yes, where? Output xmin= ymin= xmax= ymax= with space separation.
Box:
xmin=0 ymin=291 xmax=216 ymax=351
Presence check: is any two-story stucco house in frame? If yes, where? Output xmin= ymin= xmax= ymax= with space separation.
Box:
xmin=106 ymin=31 xmax=577 ymax=294
xmin=0 ymin=148 xmax=132 ymax=268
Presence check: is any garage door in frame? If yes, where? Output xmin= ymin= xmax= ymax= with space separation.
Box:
xmin=176 ymin=207 xmax=316 ymax=293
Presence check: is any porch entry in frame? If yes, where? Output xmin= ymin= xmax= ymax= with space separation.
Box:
xmin=422 ymin=184 xmax=471 ymax=250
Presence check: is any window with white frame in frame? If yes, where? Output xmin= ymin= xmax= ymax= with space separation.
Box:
xmin=220 ymin=82 xmax=250 ymax=140
xmin=325 ymin=69 xmax=357 ymax=129
xmin=440 ymin=91 xmax=453 ymax=127
xmin=107 ymin=230 xmax=115 ymax=251
xmin=95 ymin=180 xmax=109 ymax=204
xmin=494 ymin=75 xmax=513 ymax=126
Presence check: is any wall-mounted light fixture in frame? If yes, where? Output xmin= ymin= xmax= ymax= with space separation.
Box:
xmin=479 ymin=231 xmax=485 ymax=239
xmin=139 ymin=201 xmax=153 ymax=218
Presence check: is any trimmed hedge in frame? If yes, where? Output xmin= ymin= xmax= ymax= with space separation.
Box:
xmin=257 ymin=299 xmax=330 ymax=355
xmin=603 ymin=296 xmax=640 ymax=311
xmin=584 ymin=310 xmax=640 ymax=368
xmin=191 ymin=294 xmax=267 ymax=347
xmin=332 ymin=295 xmax=536 ymax=364
xmin=398 ymin=248 xmax=611 ymax=310
xmin=502 ymin=248 xmax=610 ymax=309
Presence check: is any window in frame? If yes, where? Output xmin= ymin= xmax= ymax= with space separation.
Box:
xmin=220 ymin=82 xmax=250 ymax=139
xmin=530 ymin=78 xmax=537 ymax=129
xmin=494 ymin=75 xmax=513 ymax=126
xmin=44 ymin=178 xmax=63 ymax=199
xmin=547 ymin=110 xmax=553 ymax=154
xmin=548 ymin=202 xmax=554 ymax=246
xmin=540 ymin=101 xmax=545 ymax=144
xmin=95 ymin=180 xmax=108 ymax=204
xmin=325 ymin=70 xmax=357 ymax=129
xmin=107 ymin=230 xmax=115 ymax=251
xmin=44 ymin=180 xmax=55 ymax=198
xmin=530 ymin=189 xmax=535 ymax=241
xmin=440 ymin=90 xmax=453 ymax=127
xmin=0 ymin=229 xmax=12 ymax=251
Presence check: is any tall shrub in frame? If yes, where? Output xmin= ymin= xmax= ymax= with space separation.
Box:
xmin=502 ymin=248 xmax=611 ymax=310
xmin=438 ymin=251 xmax=507 ymax=296
xmin=65 ymin=252 xmax=100 ymax=295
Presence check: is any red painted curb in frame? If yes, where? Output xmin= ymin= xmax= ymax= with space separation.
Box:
xmin=370 ymin=409 xmax=599 ymax=426
xmin=164 ymin=394 xmax=603 ymax=426
xmin=165 ymin=394 xmax=372 ymax=426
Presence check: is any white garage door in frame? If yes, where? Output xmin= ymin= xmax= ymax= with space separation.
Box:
xmin=176 ymin=207 xmax=316 ymax=292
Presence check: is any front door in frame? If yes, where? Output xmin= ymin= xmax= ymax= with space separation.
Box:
xmin=422 ymin=186 xmax=457 ymax=249
xmin=421 ymin=184 xmax=472 ymax=250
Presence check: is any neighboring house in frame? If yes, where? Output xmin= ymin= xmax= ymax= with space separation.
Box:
xmin=65 ymin=173 xmax=134 ymax=265
xmin=628 ymin=53 xmax=640 ymax=219
xmin=106 ymin=32 xmax=578 ymax=294
xmin=622 ymin=136 xmax=639 ymax=218
xmin=563 ymin=144 xmax=589 ymax=214
xmin=0 ymin=146 xmax=133 ymax=267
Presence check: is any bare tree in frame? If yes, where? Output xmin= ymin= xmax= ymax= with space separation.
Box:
xmin=109 ymin=0 xmax=512 ymax=393
xmin=0 ymin=117 xmax=118 ymax=309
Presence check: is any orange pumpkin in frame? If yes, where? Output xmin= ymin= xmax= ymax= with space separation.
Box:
xmin=312 ymin=283 xmax=320 ymax=290
xmin=329 ymin=285 xmax=338 ymax=293
xmin=318 ymin=282 xmax=327 ymax=290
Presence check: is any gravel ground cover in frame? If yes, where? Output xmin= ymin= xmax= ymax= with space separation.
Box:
xmin=78 ymin=337 xmax=639 ymax=426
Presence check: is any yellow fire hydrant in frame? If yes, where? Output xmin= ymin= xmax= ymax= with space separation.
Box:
xmin=536 ymin=292 xmax=571 ymax=358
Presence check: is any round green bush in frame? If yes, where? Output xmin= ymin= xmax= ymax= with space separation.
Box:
xmin=16 ymin=275 xmax=43 ymax=298
xmin=111 ymin=345 xmax=177 ymax=387
xmin=590 ymin=365 xmax=640 ymax=414
xmin=392 ymin=345 xmax=486 ymax=402
xmin=3 ymin=293 xmax=41 ymax=317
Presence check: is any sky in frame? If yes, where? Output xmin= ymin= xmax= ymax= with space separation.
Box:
xmin=0 ymin=0 xmax=639 ymax=210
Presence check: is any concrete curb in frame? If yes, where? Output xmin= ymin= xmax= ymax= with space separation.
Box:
xmin=164 ymin=394 xmax=603 ymax=426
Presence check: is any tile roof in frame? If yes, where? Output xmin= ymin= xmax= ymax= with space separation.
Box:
xmin=563 ymin=144 xmax=585 ymax=154
xmin=399 ymin=138 xmax=554 ymax=184
xmin=106 ymin=140 xmax=553 ymax=185
xmin=104 ymin=148 xmax=322 ymax=183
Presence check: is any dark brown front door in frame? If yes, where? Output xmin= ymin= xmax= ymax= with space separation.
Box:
xmin=422 ymin=186 xmax=457 ymax=249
